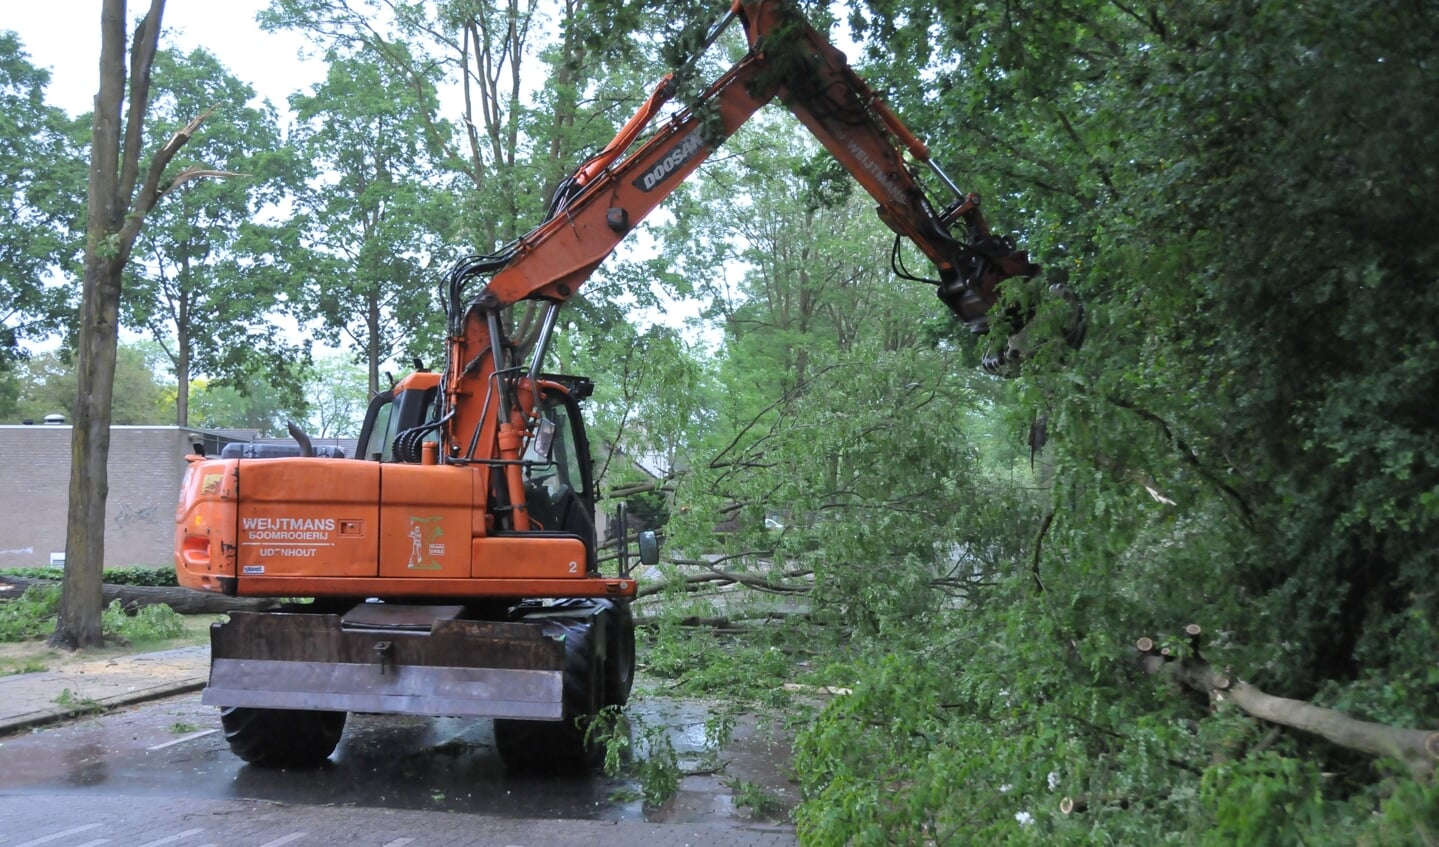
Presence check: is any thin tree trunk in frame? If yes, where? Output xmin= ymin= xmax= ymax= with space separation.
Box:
xmin=175 ymin=295 xmax=190 ymax=427
xmin=367 ymin=288 xmax=381 ymax=396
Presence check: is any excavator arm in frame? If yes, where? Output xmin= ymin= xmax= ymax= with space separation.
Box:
xmin=441 ymin=0 xmax=1047 ymax=509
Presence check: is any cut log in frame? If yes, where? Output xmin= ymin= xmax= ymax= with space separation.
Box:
xmin=0 ymin=576 xmax=280 ymax=615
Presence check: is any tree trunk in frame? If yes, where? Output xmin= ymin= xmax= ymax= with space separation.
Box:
xmin=53 ymin=253 xmax=125 ymax=649
xmin=51 ymin=0 xmax=135 ymax=650
xmin=367 ymin=287 xmax=381 ymax=397
xmin=175 ymin=294 xmax=190 ymax=427
xmin=52 ymin=0 xmax=173 ymax=650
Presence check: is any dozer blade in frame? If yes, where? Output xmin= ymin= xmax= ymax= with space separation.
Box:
xmin=202 ymin=608 xmax=565 ymax=720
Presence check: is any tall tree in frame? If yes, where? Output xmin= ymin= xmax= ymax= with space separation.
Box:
xmin=286 ymin=47 xmax=454 ymax=395
xmin=259 ymin=0 xmax=676 ymax=361
xmin=123 ymin=47 xmax=303 ymax=427
xmin=54 ymin=0 xmax=221 ymax=649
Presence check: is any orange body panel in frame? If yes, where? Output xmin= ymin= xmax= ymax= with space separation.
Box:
xmin=231 ymin=575 xmax=637 ymax=600
xmin=175 ymin=455 xmax=610 ymax=598
xmin=378 ymin=464 xmax=474 ymax=578
xmin=174 ymin=456 xmax=240 ymax=594
xmin=233 ymin=458 xmax=380 ymax=578
xmin=472 ymin=535 xmax=588 ymax=579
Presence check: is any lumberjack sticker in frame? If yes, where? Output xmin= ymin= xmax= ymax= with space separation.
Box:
xmin=407 ymin=516 xmax=446 ymax=570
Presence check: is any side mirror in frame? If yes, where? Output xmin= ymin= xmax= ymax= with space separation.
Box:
xmin=637 ymin=530 xmax=660 ymax=566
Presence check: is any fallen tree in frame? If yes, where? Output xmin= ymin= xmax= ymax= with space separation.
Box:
xmin=0 ymin=576 xmax=280 ymax=615
xmin=1138 ymin=628 xmax=1439 ymax=781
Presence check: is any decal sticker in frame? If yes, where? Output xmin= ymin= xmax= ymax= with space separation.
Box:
xmin=242 ymin=516 xmax=336 ymax=541
xmin=407 ymin=516 xmax=446 ymax=570
xmin=242 ymin=565 xmax=264 ymax=575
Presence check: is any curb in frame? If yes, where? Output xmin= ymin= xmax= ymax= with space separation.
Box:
xmin=0 ymin=677 xmax=207 ymax=736
xmin=0 ymin=645 xmax=211 ymax=737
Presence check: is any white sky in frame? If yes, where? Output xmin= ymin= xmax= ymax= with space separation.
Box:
xmin=0 ymin=0 xmax=324 ymax=118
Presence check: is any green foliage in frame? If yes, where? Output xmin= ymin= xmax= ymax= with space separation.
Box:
xmin=1 ymin=345 xmax=171 ymax=424
xmin=0 ymin=584 xmax=60 ymax=641
xmin=0 ymin=583 xmax=183 ymax=644
xmin=744 ymin=0 xmax=1439 ymax=842
xmin=588 ymin=705 xmax=682 ymax=808
xmin=0 ymin=567 xmax=177 ymax=586
xmin=53 ymin=687 xmax=102 ymax=714
xmin=126 ymin=47 xmax=309 ymax=426
xmin=1199 ymin=754 xmax=1326 ymax=847
xmin=101 ymin=567 xmax=180 ymax=587
xmin=0 ymin=34 xmax=84 ymax=365
xmin=726 ymin=778 xmax=788 ymax=821
xmin=101 ymin=601 xmax=187 ymax=644
xmin=303 ymin=353 xmax=371 ymax=438
xmin=284 ymin=45 xmax=455 ymax=394
xmin=1 ymin=659 xmax=48 ymax=676
xmin=633 ymin=720 xmax=682 ymax=808
xmin=639 ymin=620 xmax=797 ymax=704
xmin=187 ymin=373 xmax=308 ymax=437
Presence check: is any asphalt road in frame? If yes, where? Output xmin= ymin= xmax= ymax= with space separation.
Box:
xmin=0 ymin=693 xmax=798 ymax=846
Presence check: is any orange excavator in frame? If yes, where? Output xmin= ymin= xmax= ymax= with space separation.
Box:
xmin=175 ymin=0 xmax=1059 ymax=770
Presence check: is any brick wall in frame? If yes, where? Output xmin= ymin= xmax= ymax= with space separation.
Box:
xmin=0 ymin=426 xmax=199 ymax=569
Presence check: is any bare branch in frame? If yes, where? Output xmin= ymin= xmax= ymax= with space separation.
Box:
xmin=155 ymin=167 xmax=243 ymax=201
xmin=121 ymin=109 xmax=215 ymax=248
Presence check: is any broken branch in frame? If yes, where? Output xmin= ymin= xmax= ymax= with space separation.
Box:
xmin=1139 ymin=644 xmax=1438 ymax=780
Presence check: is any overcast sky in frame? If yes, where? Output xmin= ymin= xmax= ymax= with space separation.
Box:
xmin=0 ymin=1 xmax=325 ymax=117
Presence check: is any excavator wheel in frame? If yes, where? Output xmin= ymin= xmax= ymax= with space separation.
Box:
xmin=493 ymin=617 xmax=602 ymax=774
xmin=602 ymin=600 xmax=636 ymax=708
xmin=220 ymin=706 xmax=347 ymax=768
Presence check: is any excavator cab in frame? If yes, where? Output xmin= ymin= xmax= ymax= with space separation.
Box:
xmin=520 ymin=384 xmax=598 ymax=556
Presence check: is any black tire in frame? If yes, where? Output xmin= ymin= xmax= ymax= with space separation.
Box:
xmin=220 ymin=706 xmax=346 ymax=768
xmin=494 ymin=617 xmax=601 ymax=774
xmin=602 ymin=601 xmax=636 ymax=708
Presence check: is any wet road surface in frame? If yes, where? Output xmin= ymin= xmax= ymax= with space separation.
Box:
xmin=2 ymin=694 xmax=635 ymax=817
xmin=0 ymin=691 xmax=798 ymax=845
